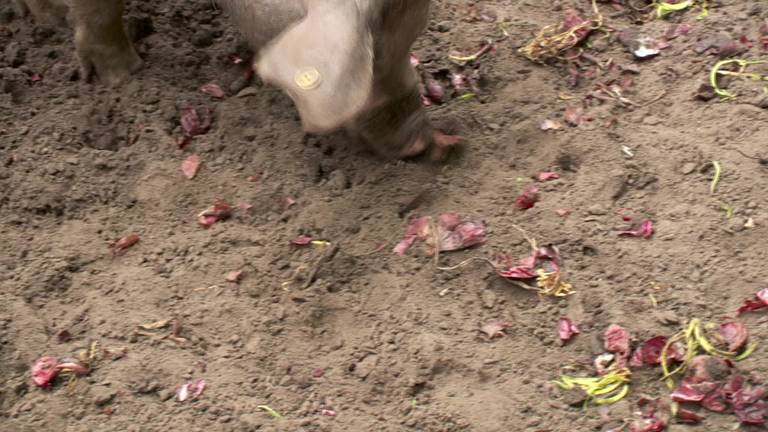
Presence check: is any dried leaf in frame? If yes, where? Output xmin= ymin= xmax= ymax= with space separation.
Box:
xmin=515 ymin=186 xmax=539 ymax=210
xmin=181 ymin=154 xmax=201 ymax=179
xmin=480 ymin=320 xmax=509 ymax=339
xmin=557 ymin=318 xmax=579 ymax=344
xmin=200 ymin=82 xmax=225 ymax=98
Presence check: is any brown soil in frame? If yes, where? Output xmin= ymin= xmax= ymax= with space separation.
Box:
xmin=2 ymin=1 xmax=768 ymax=431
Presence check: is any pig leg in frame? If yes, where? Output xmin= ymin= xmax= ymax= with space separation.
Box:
xmin=69 ymin=0 xmax=142 ymax=86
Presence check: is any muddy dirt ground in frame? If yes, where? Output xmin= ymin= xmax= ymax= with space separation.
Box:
xmin=2 ymin=0 xmax=768 ymax=431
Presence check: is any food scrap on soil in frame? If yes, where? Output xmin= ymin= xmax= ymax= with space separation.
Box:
xmin=630 ymin=336 xmax=684 ymax=367
xmin=555 ymin=368 xmax=631 ymax=406
xmin=199 ymin=82 xmax=225 ymax=98
xmin=518 ymin=2 xmax=603 ymax=63
xmin=618 ymin=219 xmax=654 ymax=239
xmin=480 ymin=320 xmax=510 ymax=340
xmin=515 ymin=186 xmax=539 ymax=210
xmin=31 ymin=356 xmax=90 ymax=389
xmin=176 ymin=378 xmax=206 ymax=402
xmin=225 ymin=270 xmax=244 ymax=283
xmin=497 ymin=228 xmax=574 ymax=297
xmin=393 ymin=212 xmax=486 ymax=256
xmin=178 ymin=106 xmax=212 ymax=148
xmin=197 ymin=200 xmax=232 ymax=228
xmin=558 ymin=318 xmax=580 ymax=345
xmin=536 ymin=172 xmax=560 ymax=182
xmin=737 ymin=288 xmax=768 ymax=314
xmin=604 ymin=324 xmax=632 ymax=368
xmin=111 ymin=233 xmax=139 ymax=255
xmin=181 ymin=154 xmax=201 ymax=179
xmin=661 ymin=319 xmax=756 ymax=389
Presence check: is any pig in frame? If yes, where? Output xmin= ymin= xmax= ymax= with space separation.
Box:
xmin=13 ymin=0 xmax=461 ymax=160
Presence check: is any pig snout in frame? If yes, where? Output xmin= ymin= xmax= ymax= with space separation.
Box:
xmin=347 ymin=86 xmax=436 ymax=160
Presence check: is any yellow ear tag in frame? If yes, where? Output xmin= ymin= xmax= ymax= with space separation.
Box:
xmin=295 ymin=67 xmax=321 ymax=90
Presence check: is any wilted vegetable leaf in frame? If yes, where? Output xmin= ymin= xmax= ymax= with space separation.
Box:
xmin=564 ymin=106 xmax=586 ymax=126
xmin=515 ymin=186 xmax=539 ymax=210
xmin=536 ymin=172 xmax=560 ymax=182
xmin=200 ymin=82 xmax=225 ymax=98
xmin=719 ymin=319 xmax=748 ymax=352
xmin=181 ymin=154 xmax=201 ymax=179
xmin=630 ymin=336 xmax=684 ymax=367
xmin=737 ymin=288 xmax=768 ymax=314
xmin=393 ymin=213 xmax=486 ymax=256
xmin=31 ymin=357 xmax=59 ymax=388
xmin=618 ymin=220 xmax=654 ymax=239
xmin=176 ymin=378 xmax=207 ymax=402
xmin=480 ymin=320 xmax=510 ymax=339
xmin=290 ymin=235 xmax=314 ymax=246
xmin=604 ymin=324 xmax=631 ymax=367
xmin=197 ymin=200 xmax=232 ymax=228
xmin=558 ymin=318 xmax=579 ymax=344
xmin=676 ymin=408 xmax=704 ymax=423
xmin=180 ymin=107 xmax=212 ymax=138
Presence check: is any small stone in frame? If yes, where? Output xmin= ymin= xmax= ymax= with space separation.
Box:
xmin=354 ymin=355 xmax=378 ymax=379
xmin=192 ymin=29 xmax=215 ymax=48
xmin=480 ymin=290 xmax=497 ymax=309
xmin=158 ymin=389 xmax=174 ymax=401
xmin=587 ymin=205 xmax=607 ymax=216
xmin=728 ymin=217 xmax=747 ymax=233
xmin=655 ymin=310 xmax=680 ymax=326
xmin=744 ymin=218 xmax=755 ymax=229
xmin=679 ymin=162 xmax=697 ymax=175
xmin=65 ymin=157 xmax=79 ymax=165
xmin=239 ymin=413 xmax=264 ymax=429
xmin=4 ymin=41 xmax=25 ymax=67
xmin=436 ymin=20 xmax=452 ymax=32
xmin=91 ymin=388 xmax=117 ymax=406
xmin=642 ymin=115 xmax=662 ymax=126
xmin=327 ymin=170 xmax=348 ymax=191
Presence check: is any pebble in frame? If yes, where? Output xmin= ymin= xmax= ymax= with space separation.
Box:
xmin=679 ymin=162 xmax=697 ymax=175
xmin=480 ymin=290 xmax=497 ymax=308
xmin=587 ymin=205 xmax=607 ymax=216
xmin=91 ymin=388 xmax=117 ymax=406
xmin=436 ymin=20 xmax=452 ymax=32
xmin=239 ymin=413 xmax=264 ymax=429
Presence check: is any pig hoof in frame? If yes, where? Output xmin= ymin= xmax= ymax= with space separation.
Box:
xmin=75 ymin=30 xmax=143 ymax=86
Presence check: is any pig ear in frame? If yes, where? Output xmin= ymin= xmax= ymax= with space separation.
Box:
xmin=256 ymin=5 xmax=374 ymax=133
